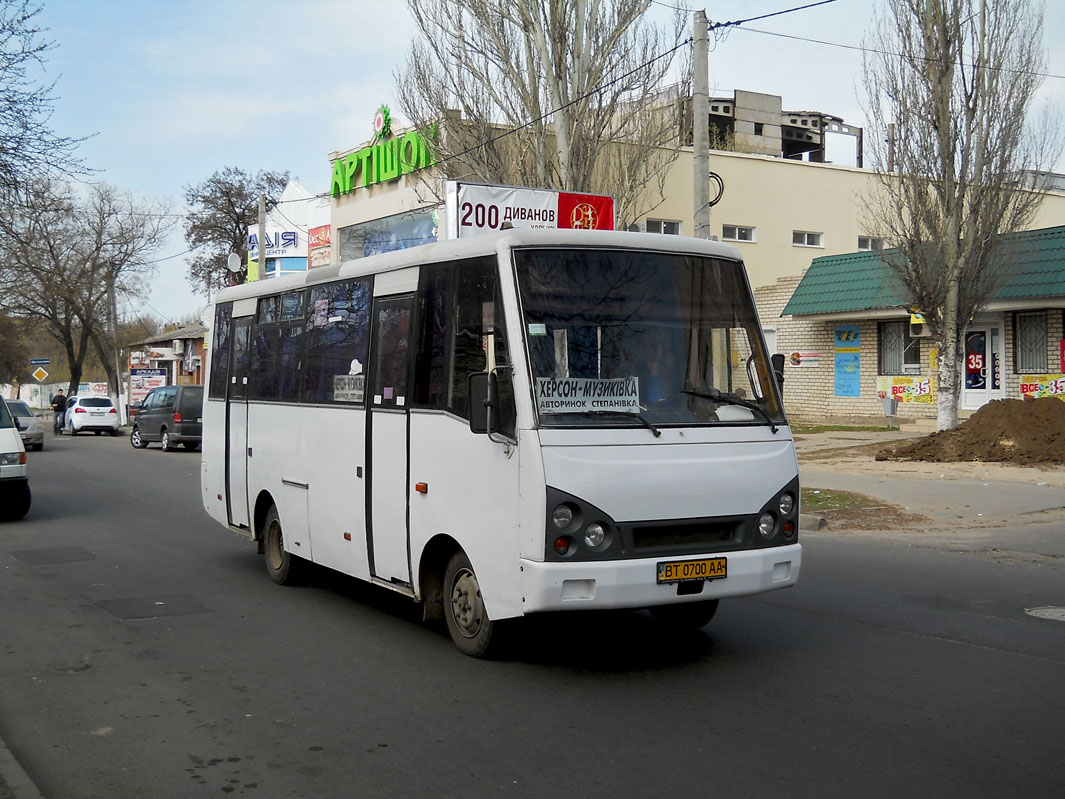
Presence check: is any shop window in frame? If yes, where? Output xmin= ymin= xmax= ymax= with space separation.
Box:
xmin=858 ymin=236 xmax=884 ymax=251
xmin=1014 ymin=311 xmax=1047 ymax=373
xmin=722 ymin=225 xmax=755 ymax=242
xmin=878 ymin=320 xmax=920 ymax=375
xmin=646 ymin=219 xmax=681 ymax=235
xmin=792 ymin=230 xmax=824 ymax=247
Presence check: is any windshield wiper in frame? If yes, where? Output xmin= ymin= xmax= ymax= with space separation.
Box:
xmin=569 ymin=409 xmax=661 ymax=438
xmin=682 ymin=387 xmax=779 ymax=434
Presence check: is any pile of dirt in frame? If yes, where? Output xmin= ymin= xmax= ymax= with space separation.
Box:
xmin=876 ymin=396 xmax=1065 ymax=465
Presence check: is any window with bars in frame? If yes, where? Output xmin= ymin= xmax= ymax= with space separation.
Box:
xmin=1013 ymin=311 xmax=1047 ymax=373
xmin=878 ymin=320 xmax=920 ymax=375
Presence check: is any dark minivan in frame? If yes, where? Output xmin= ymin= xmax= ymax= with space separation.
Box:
xmin=130 ymin=385 xmax=204 ymax=451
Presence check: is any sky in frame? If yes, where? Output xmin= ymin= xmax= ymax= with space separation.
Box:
xmin=33 ymin=0 xmax=1065 ymax=325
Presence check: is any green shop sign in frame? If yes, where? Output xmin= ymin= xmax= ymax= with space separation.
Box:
xmin=331 ymin=118 xmax=435 ymax=197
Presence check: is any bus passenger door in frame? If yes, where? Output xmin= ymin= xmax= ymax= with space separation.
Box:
xmin=367 ymin=295 xmax=414 ymax=585
xmin=226 ymin=317 xmax=252 ymax=529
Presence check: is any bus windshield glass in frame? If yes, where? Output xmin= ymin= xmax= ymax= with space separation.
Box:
xmin=514 ymin=247 xmax=785 ymax=428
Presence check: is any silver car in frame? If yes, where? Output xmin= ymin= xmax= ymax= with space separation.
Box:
xmin=6 ymin=399 xmax=44 ymax=451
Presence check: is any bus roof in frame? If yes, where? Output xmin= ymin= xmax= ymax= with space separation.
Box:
xmin=213 ymin=228 xmax=745 ymax=304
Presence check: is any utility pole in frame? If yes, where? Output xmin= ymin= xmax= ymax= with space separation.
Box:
xmin=107 ymin=266 xmax=125 ymax=425
xmin=256 ymin=194 xmax=266 ymax=283
xmin=693 ymin=10 xmax=710 ymax=239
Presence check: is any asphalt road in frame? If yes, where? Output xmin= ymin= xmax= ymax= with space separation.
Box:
xmin=1 ymin=432 xmax=1063 ymax=798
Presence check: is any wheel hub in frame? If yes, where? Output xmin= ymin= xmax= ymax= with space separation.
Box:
xmin=450 ymin=569 xmax=482 ymax=638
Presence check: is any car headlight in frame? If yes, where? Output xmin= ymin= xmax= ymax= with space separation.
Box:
xmin=757 ymin=512 xmax=776 ymax=538
xmin=552 ymin=504 xmax=575 ymax=529
xmin=778 ymin=493 xmax=795 ymax=516
xmin=1 ymin=452 xmax=26 ymax=466
xmin=584 ymin=523 xmax=607 ymax=548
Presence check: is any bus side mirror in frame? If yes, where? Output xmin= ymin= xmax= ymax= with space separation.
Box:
xmin=771 ymin=353 xmax=785 ymax=388
xmin=469 ymin=372 xmax=497 ymax=434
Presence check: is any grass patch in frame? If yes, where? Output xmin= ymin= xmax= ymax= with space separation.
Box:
xmin=801 ymin=487 xmax=882 ymax=512
xmin=792 ymin=423 xmax=893 ymax=434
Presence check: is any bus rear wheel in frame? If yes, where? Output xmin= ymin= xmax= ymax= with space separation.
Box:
xmin=650 ymin=599 xmax=719 ymax=629
xmin=264 ymin=505 xmax=300 ymax=585
xmin=443 ymin=551 xmax=495 ymax=658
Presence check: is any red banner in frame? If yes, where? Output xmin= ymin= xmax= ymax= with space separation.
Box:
xmin=557 ymin=192 xmax=615 ymax=231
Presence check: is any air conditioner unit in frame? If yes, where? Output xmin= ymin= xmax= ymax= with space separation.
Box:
xmin=172 ymin=339 xmax=184 ymax=353
xmin=909 ymin=312 xmax=932 ymax=338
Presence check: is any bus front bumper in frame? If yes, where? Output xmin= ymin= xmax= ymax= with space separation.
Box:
xmin=519 ymin=543 xmax=801 ymax=613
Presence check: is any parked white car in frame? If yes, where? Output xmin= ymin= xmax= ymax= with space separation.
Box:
xmin=6 ymin=399 xmax=44 ymax=451
xmin=0 ymin=398 xmax=31 ymax=520
xmin=67 ymin=396 xmax=121 ymax=436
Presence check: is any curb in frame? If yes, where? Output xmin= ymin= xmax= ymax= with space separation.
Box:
xmin=800 ymin=512 xmax=827 ymax=531
xmin=0 ymin=734 xmax=44 ymax=799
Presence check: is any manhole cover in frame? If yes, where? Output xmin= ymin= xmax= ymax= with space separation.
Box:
xmin=1025 ymin=606 xmax=1065 ymax=622
xmin=10 ymin=547 xmax=95 ymax=565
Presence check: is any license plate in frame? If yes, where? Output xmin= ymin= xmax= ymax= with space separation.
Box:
xmin=91 ymin=412 xmax=104 ymax=416
xmin=657 ymin=557 xmax=727 ymax=584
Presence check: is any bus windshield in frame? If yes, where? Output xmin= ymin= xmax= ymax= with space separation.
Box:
xmin=514 ymin=247 xmax=785 ymax=429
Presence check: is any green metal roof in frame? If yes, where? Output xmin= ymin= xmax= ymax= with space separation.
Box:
xmin=781 ymin=224 xmax=1065 ymax=317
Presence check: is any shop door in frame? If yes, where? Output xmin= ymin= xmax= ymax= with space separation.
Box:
xmin=961 ymin=326 xmax=1004 ymax=410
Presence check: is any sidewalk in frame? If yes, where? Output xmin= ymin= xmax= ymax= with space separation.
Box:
xmin=795 ymin=428 xmax=1065 ymax=542
xmin=0 ymin=735 xmax=42 ymax=799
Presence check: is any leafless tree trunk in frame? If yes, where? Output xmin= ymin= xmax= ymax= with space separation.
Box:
xmin=396 ymin=0 xmax=688 ymax=229
xmin=861 ymin=0 xmax=1060 ymax=430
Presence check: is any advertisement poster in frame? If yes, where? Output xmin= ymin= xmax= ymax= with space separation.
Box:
xmin=130 ymin=369 xmax=167 ymax=406
xmin=877 ymin=375 xmax=935 ymax=404
xmin=446 ymin=182 xmax=614 ymax=239
xmin=307 ymin=225 xmax=332 ymax=268
xmin=1020 ymin=374 xmax=1065 ymax=401
xmin=833 ymin=325 xmax=861 ymax=397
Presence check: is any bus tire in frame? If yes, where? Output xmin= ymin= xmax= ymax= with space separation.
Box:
xmin=650 ymin=599 xmax=719 ymax=629
xmin=264 ymin=505 xmax=299 ymax=585
xmin=443 ymin=551 xmax=495 ymax=658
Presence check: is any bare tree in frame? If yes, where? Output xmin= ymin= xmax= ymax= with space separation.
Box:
xmin=396 ymin=0 xmax=689 ymax=228
xmin=184 ymin=167 xmax=289 ymax=294
xmin=861 ymin=0 xmax=1059 ymax=430
xmin=0 ymin=181 xmax=171 ymax=398
xmin=0 ymin=1 xmax=84 ymax=192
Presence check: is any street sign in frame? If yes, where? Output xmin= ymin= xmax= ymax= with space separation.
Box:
xmin=32 ymin=367 xmax=49 ymax=382
xmin=29 ymin=358 xmax=50 ymax=366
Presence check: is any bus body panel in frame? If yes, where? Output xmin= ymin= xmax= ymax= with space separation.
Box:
xmin=299 ymin=405 xmax=370 ymax=580
xmin=519 ymin=543 xmax=801 ymax=612
xmin=408 ymin=410 xmax=524 ymax=620
xmin=247 ymin=402 xmax=313 ymax=559
xmin=539 ymin=436 xmax=799 ymax=522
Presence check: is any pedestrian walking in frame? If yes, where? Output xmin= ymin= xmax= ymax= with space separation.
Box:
xmin=49 ymin=389 xmax=67 ymax=436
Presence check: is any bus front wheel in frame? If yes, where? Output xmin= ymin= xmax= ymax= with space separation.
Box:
xmin=264 ymin=506 xmax=299 ymax=585
xmin=443 ymin=552 xmax=495 ymax=658
xmin=650 ymin=599 xmax=719 ymax=629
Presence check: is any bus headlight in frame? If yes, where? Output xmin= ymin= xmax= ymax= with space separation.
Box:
xmin=584 ymin=523 xmax=606 ymax=548
xmin=757 ymin=513 xmax=776 ymax=538
xmin=552 ymin=504 xmax=575 ymax=529
xmin=778 ymin=493 xmax=795 ymax=516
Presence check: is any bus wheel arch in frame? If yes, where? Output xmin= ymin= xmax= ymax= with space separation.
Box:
xmin=418 ymin=534 xmax=462 ymax=624
xmin=252 ymin=491 xmax=277 ymax=554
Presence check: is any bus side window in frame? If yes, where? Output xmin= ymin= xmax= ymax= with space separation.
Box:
xmin=208 ymin=302 xmax=233 ymax=401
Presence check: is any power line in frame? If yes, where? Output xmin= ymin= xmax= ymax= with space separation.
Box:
xmin=735 ymin=25 xmax=1065 ymax=81
xmin=708 ymin=0 xmax=838 ymax=31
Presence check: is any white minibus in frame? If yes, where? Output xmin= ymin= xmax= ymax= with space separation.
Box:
xmin=201 ymin=229 xmax=801 ymax=656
